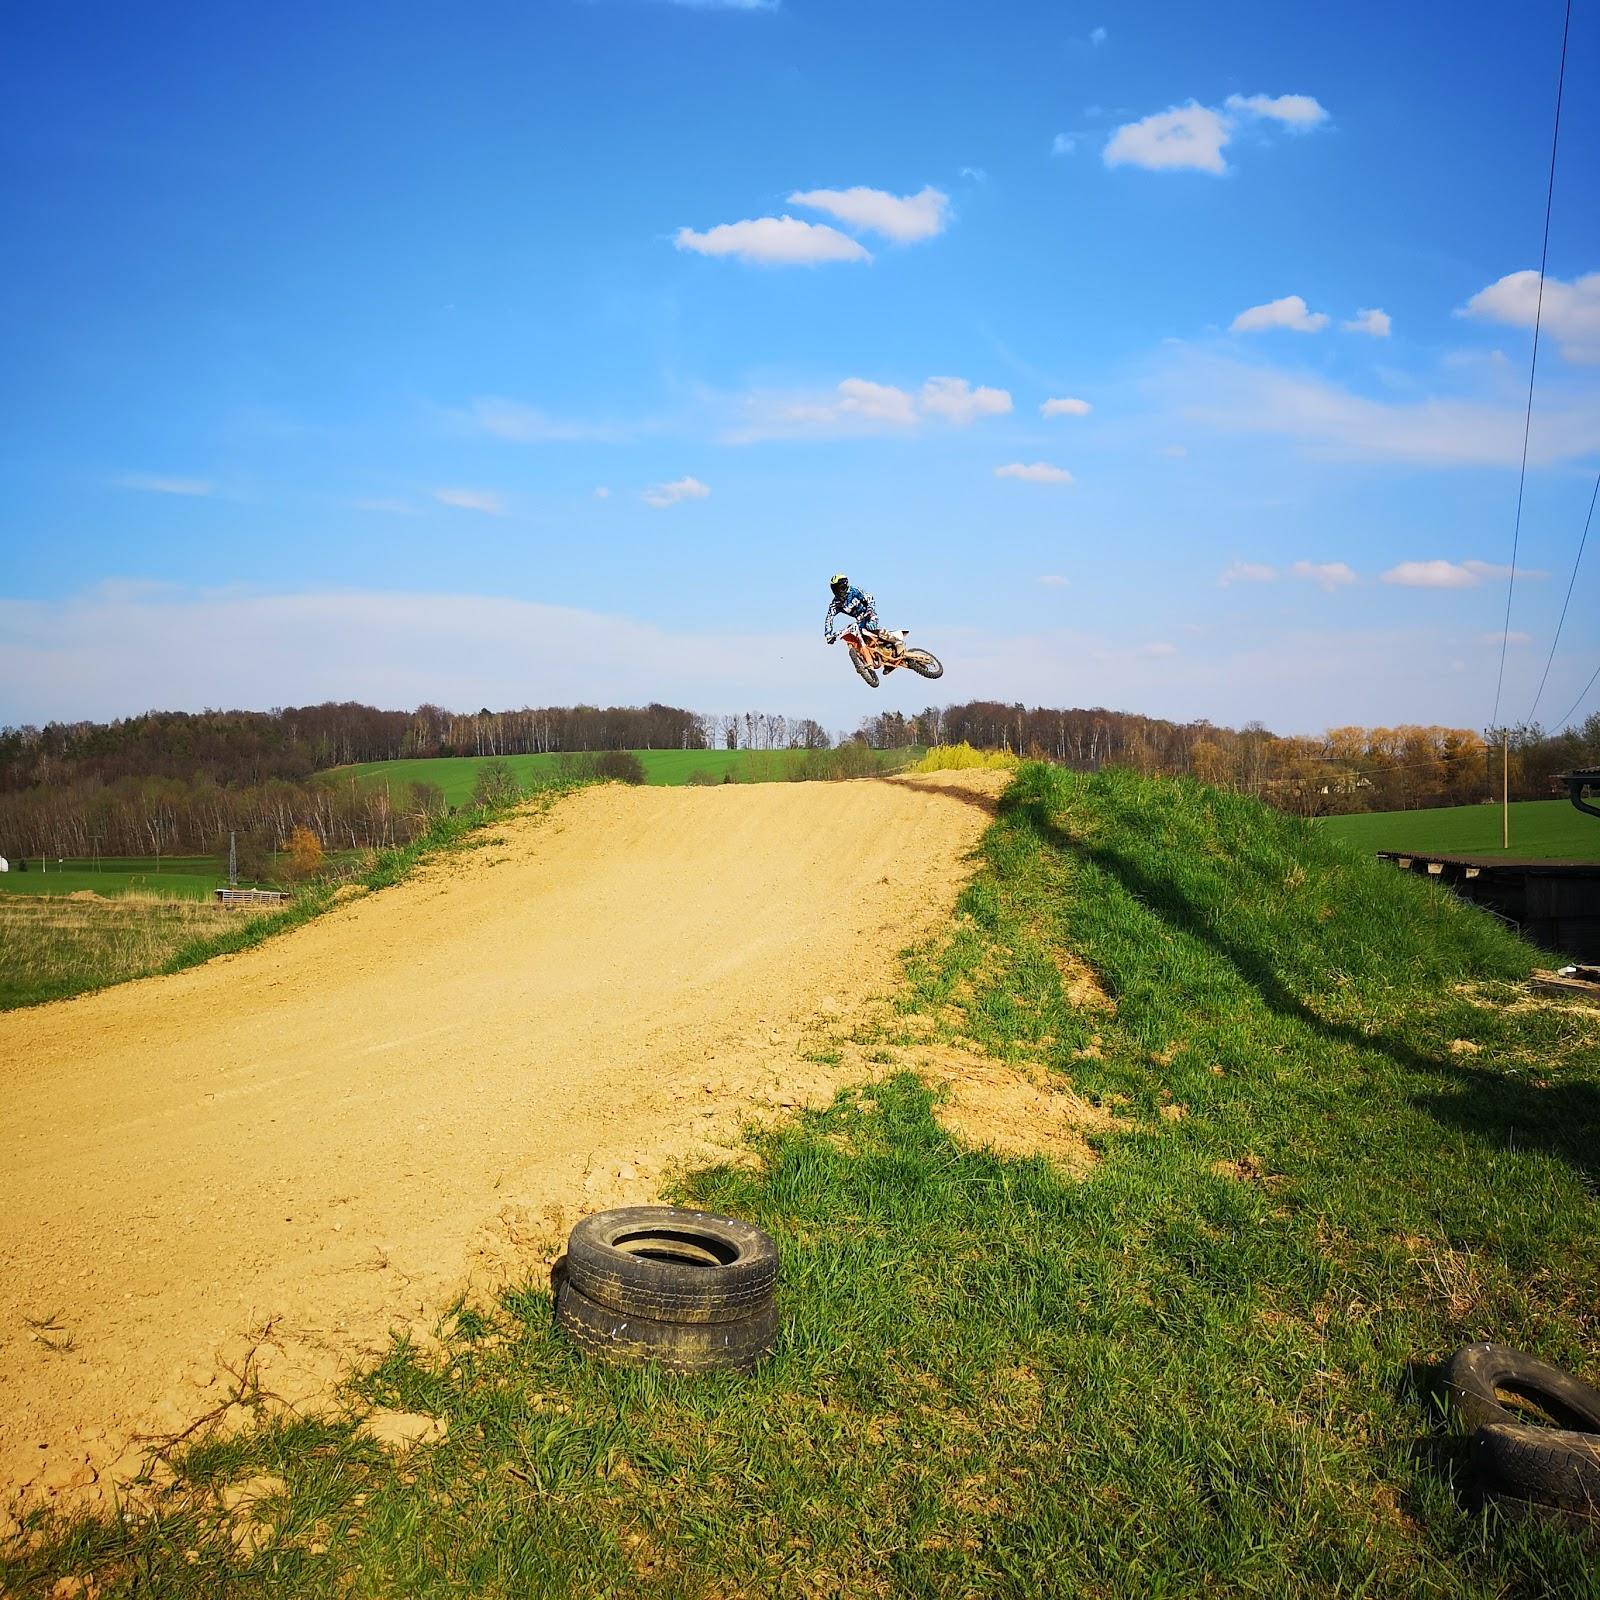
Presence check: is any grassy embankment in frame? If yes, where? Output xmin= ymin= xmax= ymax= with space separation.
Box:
xmin=1324 ymin=798 xmax=1598 ymax=862
xmin=6 ymin=765 xmax=1599 ymax=1596
xmin=0 ymin=789 xmax=580 ymax=1012
xmin=329 ymin=746 xmax=915 ymax=805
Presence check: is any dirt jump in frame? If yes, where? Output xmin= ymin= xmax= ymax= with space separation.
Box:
xmin=0 ymin=772 xmax=1002 ymax=1508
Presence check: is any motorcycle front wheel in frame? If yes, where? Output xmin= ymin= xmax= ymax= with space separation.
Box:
xmin=850 ymin=649 xmax=880 ymax=689
xmin=903 ymin=649 xmax=943 ymax=680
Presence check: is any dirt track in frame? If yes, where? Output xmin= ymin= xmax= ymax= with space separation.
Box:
xmin=0 ymin=773 xmax=999 ymax=1505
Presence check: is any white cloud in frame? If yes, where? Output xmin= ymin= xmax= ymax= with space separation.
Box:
xmin=919 ymin=376 xmax=1012 ymax=424
xmin=1460 ymin=270 xmax=1600 ymax=364
xmin=1382 ymin=558 xmax=1532 ymax=589
xmin=1291 ymin=560 xmax=1358 ymax=591
xmin=434 ymin=488 xmax=506 ymax=515
xmin=1161 ymin=444 xmax=1189 ymax=457
xmin=1037 ymin=574 xmax=1069 ymax=587
xmin=787 ymin=185 xmax=949 ymax=243
xmin=1104 ymin=102 xmax=1231 ymax=174
xmin=674 ymin=216 xmax=870 ymax=266
xmin=642 ymin=476 xmax=710 ymax=508
xmin=1041 ymin=396 xmax=1092 ymax=417
xmin=593 ymin=487 xmax=611 ymax=499
xmin=1231 ymin=295 xmax=1329 ymax=334
xmin=1220 ymin=561 xmax=1276 ymax=585
xmin=1051 ymin=134 xmax=1077 ymax=156
xmin=1090 ymin=25 xmax=1107 ymax=44
xmin=1140 ymin=641 xmax=1178 ymax=657
xmin=995 ymin=462 xmax=1073 ymax=484
xmin=724 ymin=374 xmax=1012 ymax=441
xmin=1154 ymin=347 xmax=1600 ymax=466
xmin=836 ymin=378 xmax=919 ymax=426
xmin=1343 ymin=308 xmax=1391 ymax=337
xmin=1106 ymin=91 xmax=1328 ymax=174
xmin=1479 ymin=630 xmax=1532 ymax=645
xmin=1223 ymin=92 xmax=1329 ymax=128
xmin=114 ymin=474 xmax=214 ymax=496
xmin=351 ymin=498 xmax=420 ymax=516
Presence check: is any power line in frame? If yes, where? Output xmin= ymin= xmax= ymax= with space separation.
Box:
xmin=1551 ymin=660 xmax=1600 ymax=735
xmin=1491 ymin=0 xmax=1572 ymax=731
xmin=1527 ymin=470 xmax=1599 ymax=723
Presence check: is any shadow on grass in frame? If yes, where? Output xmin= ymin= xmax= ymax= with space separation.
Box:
xmin=1018 ymin=800 xmax=1600 ymax=1185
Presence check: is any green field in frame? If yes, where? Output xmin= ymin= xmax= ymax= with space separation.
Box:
xmin=10 ymin=767 xmax=1597 ymax=1595
xmin=0 ymin=855 xmax=230 ymax=900
xmin=1322 ymin=798 xmax=1599 ymax=861
xmin=330 ymin=748 xmax=884 ymax=805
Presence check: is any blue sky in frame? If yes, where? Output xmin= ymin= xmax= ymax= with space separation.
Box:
xmin=2 ymin=0 xmax=1597 ymax=736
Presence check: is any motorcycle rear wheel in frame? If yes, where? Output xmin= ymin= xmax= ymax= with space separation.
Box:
xmin=850 ymin=650 xmax=880 ymax=689
xmin=904 ymin=649 xmax=943 ymax=680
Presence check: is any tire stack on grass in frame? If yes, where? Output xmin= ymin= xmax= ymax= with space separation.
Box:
xmin=554 ymin=1205 xmax=778 ymax=1375
xmin=1443 ymin=1343 xmax=1600 ymax=1532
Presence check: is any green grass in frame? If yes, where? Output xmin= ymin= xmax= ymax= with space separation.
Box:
xmin=7 ymin=767 xmax=1598 ymax=1596
xmin=0 ymin=856 xmax=230 ymax=900
xmin=327 ymin=747 xmax=914 ymax=805
xmin=1323 ymin=798 xmax=1599 ymax=861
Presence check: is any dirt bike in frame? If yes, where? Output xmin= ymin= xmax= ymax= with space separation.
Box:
xmin=835 ymin=626 xmax=944 ymax=689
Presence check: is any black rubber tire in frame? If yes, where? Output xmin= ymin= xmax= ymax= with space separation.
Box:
xmin=850 ymin=649 xmax=879 ymax=689
xmin=564 ymin=1206 xmax=778 ymax=1324
xmin=903 ymin=649 xmax=943 ymax=680
xmin=554 ymin=1279 xmax=777 ymax=1374
xmin=1442 ymin=1344 xmax=1600 ymax=1435
xmin=1474 ymin=1422 xmax=1600 ymax=1518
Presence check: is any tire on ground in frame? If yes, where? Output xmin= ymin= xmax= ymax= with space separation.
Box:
xmin=554 ymin=1279 xmax=777 ymax=1374
xmin=1442 ymin=1343 xmax=1600 ymax=1435
xmin=1473 ymin=1423 xmax=1600 ymax=1520
xmin=564 ymin=1205 xmax=779 ymax=1324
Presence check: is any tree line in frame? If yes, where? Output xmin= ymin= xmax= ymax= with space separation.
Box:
xmin=3 ymin=696 xmax=1596 ymax=861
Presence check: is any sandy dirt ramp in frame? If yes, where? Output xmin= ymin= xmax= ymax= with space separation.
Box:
xmin=0 ymin=772 xmax=1001 ymax=1509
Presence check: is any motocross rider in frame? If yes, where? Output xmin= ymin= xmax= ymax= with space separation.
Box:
xmin=824 ymin=573 xmax=901 ymax=658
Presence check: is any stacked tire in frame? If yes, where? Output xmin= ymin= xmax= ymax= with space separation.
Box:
xmin=1443 ymin=1343 xmax=1600 ymax=1530
xmin=554 ymin=1205 xmax=779 ymax=1375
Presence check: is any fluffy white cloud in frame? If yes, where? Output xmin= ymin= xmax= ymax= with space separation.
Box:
xmin=836 ymin=378 xmax=918 ymax=426
xmin=642 ymin=476 xmax=710 ymax=508
xmin=1291 ymin=560 xmax=1358 ymax=591
xmin=1461 ymin=270 xmax=1600 ymax=364
xmin=1231 ymin=295 xmax=1329 ymax=334
xmin=919 ymin=376 xmax=1012 ymax=424
xmin=1161 ymin=444 xmax=1188 ymax=458
xmin=1106 ymin=91 xmax=1328 ymax=174
xmin=1220 ymin=561 xmax=1276 ymax=585
xmin=1090 ymin=25 xmax=1107 ymax=43
xmin=995 ymin=462 xmax=1073 ymax=484
xmin=114 ymin=474 xmax=214 ymax=496
xmin=464 ymin=398 xmax=621 ymax=442
xmin=1343 ymin=307 xmax=1391 ymax=337
xmin=1104 ymin=102 xmax=1231 ymax=174
xmin=725 ymin=374 xmax=1011 ymax=441
xmin=1041 ymin=396 xmax=1092 ymax=417
xmin=1223 ymin=92 xmax=1329 ymax=128
xmin=787 ymin=185 xmax=949 ymax=243
xmin=1037 ymin=574 xmax=1069 ymax=587
xmin=1382 ymin=559 xmax=1526 ymax=589
xmin=674 ymin=216 xmax=869 ymax=266
xmin=593 ymin=487 xmax=611 ymax=499
xmin=434 ymin=488 xmax=506 ymax=515
xmin=1154 ymin=347 xmax=1600 ymax=466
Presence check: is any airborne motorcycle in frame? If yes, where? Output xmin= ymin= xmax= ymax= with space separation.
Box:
xmin=835 ymin=626 xmax=943 ymax=689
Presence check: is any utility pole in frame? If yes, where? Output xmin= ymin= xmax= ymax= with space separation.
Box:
xmin=1502 ymin=734 xmax=1510 ymax=851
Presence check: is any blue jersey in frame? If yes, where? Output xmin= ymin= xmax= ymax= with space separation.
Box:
xmin=824 ymin=585 xmax=879 ymax=640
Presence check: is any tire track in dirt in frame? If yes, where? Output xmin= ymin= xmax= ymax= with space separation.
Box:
xmin=0 ymin=772 xmax=1001 ymax=1509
